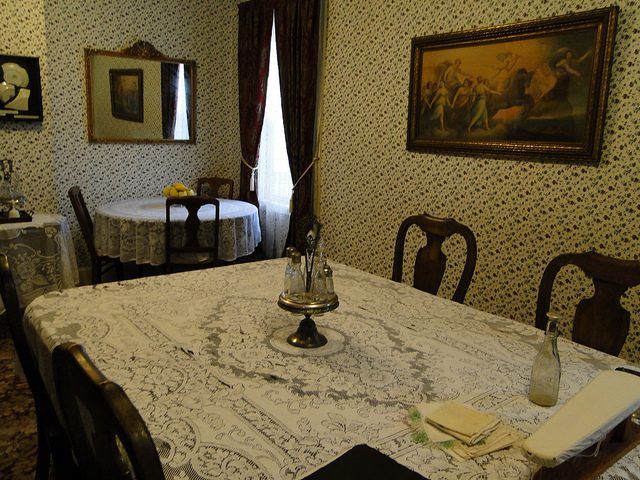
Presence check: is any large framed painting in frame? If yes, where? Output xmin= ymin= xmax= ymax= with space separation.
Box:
xmin=406 ymin=7 xmax=618 ymax=163
xmin=109 ymin=68 xmax=143 ymax=122
xmin=0 ymin=55 xmax=43 ymax=121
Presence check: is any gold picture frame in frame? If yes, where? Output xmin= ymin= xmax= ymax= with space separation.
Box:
xmin=406 ymin=7 xmax=618 ymax=163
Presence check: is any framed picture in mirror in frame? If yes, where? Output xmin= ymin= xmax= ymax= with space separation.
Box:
xmin=85 ymin=41 xmax=196 ymax=143
xmin=109 ymin=69 xmax=143 ymax=122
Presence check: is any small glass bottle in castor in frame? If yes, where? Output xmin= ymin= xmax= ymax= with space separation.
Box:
xmin=283 ymin=248 xmax=305 ymax=299
xmin=528 ymin=312 xmax=561 ymax=407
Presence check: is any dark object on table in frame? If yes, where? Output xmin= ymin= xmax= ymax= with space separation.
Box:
xmin=52 ymin=342 xmax=165 ymax=480
xmin=68 ymin=186 xmax=123 ymax=284
xmin=0 ymin=210 xmax=32 ymax=224
xmin=0 ymin=254 xmax=78 ymax=479
xmin=535 ymin=251 xmax=640 ymax=356
xmin=165 ymin=196 xmax=220 ymax=273
xmin=392 ymin=213 xmax=477 ymax=303
xmin=196 ymin=177 xmax=234 ymax=199
xmin=303 ymin=444 xmax=427 ymax=480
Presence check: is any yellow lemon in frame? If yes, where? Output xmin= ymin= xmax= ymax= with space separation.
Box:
xmin=162 ymin=186 xmax=172 ymax=197
xmin=178 ymin=190 xmax=187 ymax=197
xmin=169 ymin=187 xmax=178 ymax=197
xmin=174 ymin=182 xmax=186 ymax=191
xmin=188 ymin=189 xmax=195 ymax=196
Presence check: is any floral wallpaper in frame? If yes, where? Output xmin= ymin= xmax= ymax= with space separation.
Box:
xmin=3 ymin=0 xmax=639 ymax=363
xmin=317 ymin=0 xmax=640 ymax=362
xmin=1 ymin=0 xmax=242 ymax=263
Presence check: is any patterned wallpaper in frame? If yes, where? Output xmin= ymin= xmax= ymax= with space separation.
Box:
xmin=1 ymin=0 xmax=241 ymax=258
xmin=318 ymin=0 xmax=640 ymax=362
xmin=3 ymin=0 xmax=639 ymax=363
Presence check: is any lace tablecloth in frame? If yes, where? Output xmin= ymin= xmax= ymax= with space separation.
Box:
xmin=0 ymin=213 xmax=78 ymax=309
xmin=94 ymin=197 xmax=261 ymax=264
xmin=24 ymin=259 xmax=640 ymax=479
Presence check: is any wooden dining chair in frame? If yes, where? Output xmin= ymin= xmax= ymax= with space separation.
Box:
xmin=165 ymin=196 xmax=220 ymax=273
xmin=196 ymin=177 xmax=234 ymax=199
xmin=535 ymin=251 xmax=640 ymax=357
xmin=392 ymin=213 xmax=477 ymax=303
xmin=0 ymin=254 xmax=78 ymax=480
xmin=68 ymin=186 xmax=123 ymax=284
xmin=52 ymin=342 xmax=165 ymax=480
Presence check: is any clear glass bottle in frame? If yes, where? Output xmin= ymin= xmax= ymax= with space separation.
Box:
xmin=528 ymin=312 xmax=561 ymax=407
xmin=284 ymin=248 xmax=305 ymax=298
xmin=323 ymin=263 xmax=334 ymax=296
xmin=310 ymin=255 xmax=327 ymax=299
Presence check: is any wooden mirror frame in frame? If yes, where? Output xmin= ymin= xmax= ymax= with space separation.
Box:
xmin=85 ymin=41 xmax=196 ymax=144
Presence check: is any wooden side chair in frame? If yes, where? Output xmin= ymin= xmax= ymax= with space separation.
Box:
xmin=0 ymin=254 xmax=78 ymax=479
xmin=196 ymin=177 xmax=234 ymax=199
xmin=68 ymin=186 xmax=123 ymax=284
xmin=165 ymin=196 xmax=220 ymax=273
xmin=52 ymin=342 xmax=165 ymax=480
xmin=535 ymin=251 xmax=640 ymax=356
xmin=392 ymin=213 xmax=477 ymax=303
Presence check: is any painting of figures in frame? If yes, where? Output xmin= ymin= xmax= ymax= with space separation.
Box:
xmin=406 ymin=7 xmax=618 ymax=163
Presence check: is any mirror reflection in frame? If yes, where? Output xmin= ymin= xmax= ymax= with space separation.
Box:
xmin=85 ymin=41 xmax=196 ymax=143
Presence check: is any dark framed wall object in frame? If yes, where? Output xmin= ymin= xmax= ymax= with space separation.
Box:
xmin=0 ymin=55 xmax=43 ymax=122
xmin=85 ymin=41 xmax=196 ymax=143
xmin=109 ymin=69 xmax=143 ymax=122
xmin=406 ymin=7 xmax=618 ymax=163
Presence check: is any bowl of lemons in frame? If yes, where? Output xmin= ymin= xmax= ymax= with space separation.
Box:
xmin=162 ymin=182 xmax=196 ymax=197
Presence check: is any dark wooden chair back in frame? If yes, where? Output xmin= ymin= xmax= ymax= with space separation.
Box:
xmin=68 ymin=186 xmax=97 ymax=260
xmin=196 ymin=177 xmax=234 ymax=199
xmin=392 ymin=213 xmax=477 ymax=303
xmin=52 ymin=342 xmax=165 ymax=480
xmin=0 ymin=254 xmax=77 ymax=479
xmin=68 ymin=186 xmax=122 ymax=284
xmin=165 ymin=196 xmax=220 ymax=272
xmin=536 ymin=251 xmax=640 ymax=356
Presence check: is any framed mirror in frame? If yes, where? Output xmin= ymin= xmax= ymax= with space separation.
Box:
xmin=85 ymin=41 xmax=196 ymax=143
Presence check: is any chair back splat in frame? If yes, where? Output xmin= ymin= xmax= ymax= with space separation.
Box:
xmin=165 ymin=196 xmax=220 ymax=273
xmin=536 ymin=251 xmax=640 ymax=356
xmin=52 ymin=342 xmax=165 ymax=480
xmin=196 ymin=177 xmax=234 ymax=199
xmin=392 ymin=213 xmax=477 ymax=304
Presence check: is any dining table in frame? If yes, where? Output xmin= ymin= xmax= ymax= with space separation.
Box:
xmin=23 ymin=258 xmax=640 ymax=479
xmin=94 ymin=196 xmax=261 ymax=264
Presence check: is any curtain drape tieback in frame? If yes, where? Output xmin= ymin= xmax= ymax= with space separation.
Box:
xmin=241 ymin=156 xmax=259 ymax=191
xmin=289 ymin=156 xmax=318 ymax=213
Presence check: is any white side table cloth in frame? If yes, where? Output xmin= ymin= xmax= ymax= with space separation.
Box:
xmin=0 ymin=213 xmax=79 ymax=308
xmin=94 ymin=197 xmax=261 ymax=264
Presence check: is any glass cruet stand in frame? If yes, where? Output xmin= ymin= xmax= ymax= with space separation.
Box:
xmin=528 ymin=312 xmax=561 ymax=407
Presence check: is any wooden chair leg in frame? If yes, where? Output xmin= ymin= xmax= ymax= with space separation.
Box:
xmin=34 ymin=419 xmax=51 ymax=480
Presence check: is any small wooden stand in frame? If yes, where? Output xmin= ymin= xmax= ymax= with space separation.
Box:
xmin=533 ymin=416 xmax=640 ymax=479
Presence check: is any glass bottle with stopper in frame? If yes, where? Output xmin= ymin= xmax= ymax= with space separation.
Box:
xmin=283 ymin=247 xmax=305 ymax=299
xmin=528 ymin=311 xmax=562 ymax=407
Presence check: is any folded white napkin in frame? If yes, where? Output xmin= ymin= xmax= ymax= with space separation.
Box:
xmin=408 ymin=401 xmax=520 ymax=460
xmin=522 ymin=370 xmax=640 ymax=467
xmin=425 ymin=401 xmax=500 ymax=445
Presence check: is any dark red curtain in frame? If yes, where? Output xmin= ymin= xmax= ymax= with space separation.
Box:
xmin=274 ymin=0 xmax=321 ymax=250
xmin=238 ymin=0 xmax=273 ymax=204
xmin=161 ymin=63 xmax=179 ymax=139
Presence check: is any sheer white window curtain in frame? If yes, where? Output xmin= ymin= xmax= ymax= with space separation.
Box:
xmin=257 ymin=21 xmax=292 ymax=258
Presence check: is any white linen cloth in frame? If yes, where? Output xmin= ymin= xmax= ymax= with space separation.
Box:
xmin=23 ymin=259 xmax=640 ymax=480
xmin=0 ymin=213 xmax=78 ymax=309
xmin=425 ymin=401 xmax=500 ymax=445
xmin=522 ymin=370 xmax=640 ymax=467
xmin=94 ymin=197 xmax=261 ymax=264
